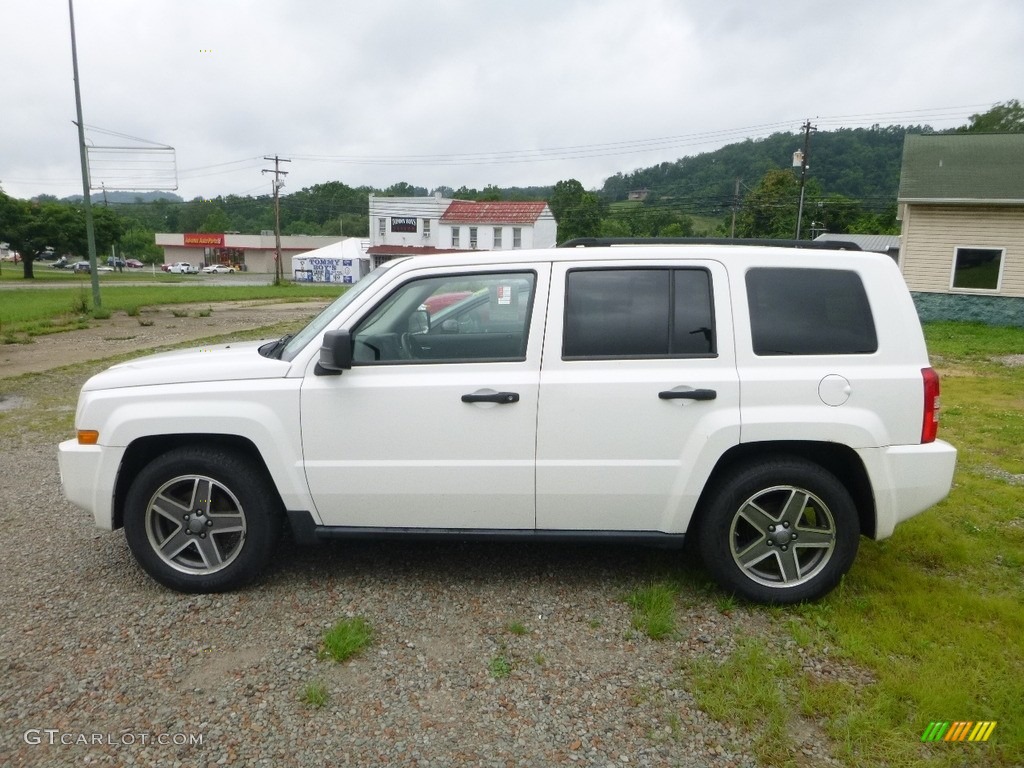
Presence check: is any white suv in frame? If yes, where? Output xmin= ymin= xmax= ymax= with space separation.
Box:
xmin=58 ymin=242 xmax=956 ymax=603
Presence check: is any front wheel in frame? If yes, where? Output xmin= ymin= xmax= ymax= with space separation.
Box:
xmin=123 ymin=447 xmax=281 ymax=593
xmin=696 ymin=458 xmax=860 ymax=604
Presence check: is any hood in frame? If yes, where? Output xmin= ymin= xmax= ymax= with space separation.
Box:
xmin=82 ymin=341 xmax=291 ymax=391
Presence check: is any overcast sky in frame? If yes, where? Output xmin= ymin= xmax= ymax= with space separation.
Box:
xmin=1 ymin=0 xmax=1021 ymax=201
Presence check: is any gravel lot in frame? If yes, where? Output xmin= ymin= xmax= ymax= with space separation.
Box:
xmin=0 ymin=311 xmax=847 ymax=767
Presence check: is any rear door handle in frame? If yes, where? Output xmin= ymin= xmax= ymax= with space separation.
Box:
xmin=658 ymin=388 xmax=717 ymax=401
xmin=461 ymin=391 xmax=520 ymax=404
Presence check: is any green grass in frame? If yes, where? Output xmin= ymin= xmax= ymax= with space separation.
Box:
xmin=300 ymin=681 xmax=329 ymax=709
xmin=506 ymin=621 xmax=528 ymax=636
xmin=0 ymin=282 xmax=343 ymax=337
xmin=320 ymin=617 xmax=373 ymax=663
xmin=488 ymin=653 xmax=512 ymax=679
xmin=625 ymin=582 xmax=678 ymax=640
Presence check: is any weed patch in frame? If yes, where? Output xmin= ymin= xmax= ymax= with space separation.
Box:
xmin=320 ymin=617 xmax=373 ymax=663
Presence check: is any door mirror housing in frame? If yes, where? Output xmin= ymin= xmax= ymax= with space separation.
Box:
xmin=407 ymin=309 xmax=430 ymax=335
xmin=317 ymin=329 xmax=352 ymax=374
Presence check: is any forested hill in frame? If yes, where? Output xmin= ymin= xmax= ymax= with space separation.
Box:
xmin=600 ymin=125 xmax=924 ymax=215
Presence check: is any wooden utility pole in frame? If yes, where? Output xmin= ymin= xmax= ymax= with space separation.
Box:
xmin=69 ymin=0 xmax=101 ymax=305
xmin=262 ymin=156 xmax=290 ymax=285
xmin=730 ymin=177 xmax=741 ymax=238
xmin=794 ymin=120 xmax=816 ymax=240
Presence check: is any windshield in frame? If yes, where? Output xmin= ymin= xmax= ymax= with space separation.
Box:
xmin=279 ymin=260 xmax=401 ymax=362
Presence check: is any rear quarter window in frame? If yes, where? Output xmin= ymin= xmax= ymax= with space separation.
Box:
xmin=746 ymin=268 xmax=877 ymax=355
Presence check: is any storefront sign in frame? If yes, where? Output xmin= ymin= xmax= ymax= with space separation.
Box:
xmin=390 ymin=217 xmax=417 ymax=233
xmin=184 ymin=233 xmax=225 ymax=247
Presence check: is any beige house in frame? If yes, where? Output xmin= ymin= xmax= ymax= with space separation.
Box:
xmin=897 ymin=134 xmax=1024 ymax=324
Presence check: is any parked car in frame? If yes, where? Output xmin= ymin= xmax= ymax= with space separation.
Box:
xmin=71 ymin=261 xmax=91 ymax=273
xmin=201 ymin=264 xmax=235 ymax=274
xmin=168 ymin=262 xmax=197 ymax=274
xmin=59 ymin=240 xmax=957 ymax=602
xmin=125 ymin=259 xmax=144 ymax=269
xmin=107 ymin=257 xmax=126 ymax=270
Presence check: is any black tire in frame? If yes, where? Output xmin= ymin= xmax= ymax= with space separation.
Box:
xmin=695 ymin=457 xmax=859 ymax=604
xmin=123 ymin=447 xmax=281 ymax=593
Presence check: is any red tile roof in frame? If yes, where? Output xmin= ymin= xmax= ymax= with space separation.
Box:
xmin=440 ymin=201 xmax=548 ymax=224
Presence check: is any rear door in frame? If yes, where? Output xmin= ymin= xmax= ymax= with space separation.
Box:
xmin=535 ymin=260 xmax=740 ymax=533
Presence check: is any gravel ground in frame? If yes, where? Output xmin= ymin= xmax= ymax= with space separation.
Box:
xmin=0 ymin=315 xmax=851 ymax=768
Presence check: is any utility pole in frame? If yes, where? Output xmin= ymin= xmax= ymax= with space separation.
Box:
xmin=729 ymin=177 xmax=741 ymax=238
xmin=262 ymin=155 xmax=290 ymax=285
xmin=68 ymin=0 xmax=101 ymax=306
xmin=794 ymin=119 xmax=816 ymax=240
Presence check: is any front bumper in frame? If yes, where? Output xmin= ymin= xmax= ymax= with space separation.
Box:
xmin=57 ymin=439 xmax=123 ymax=530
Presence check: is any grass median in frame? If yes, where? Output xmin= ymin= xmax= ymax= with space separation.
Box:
xmin=0 ymin=281 xmax=344 ymax=342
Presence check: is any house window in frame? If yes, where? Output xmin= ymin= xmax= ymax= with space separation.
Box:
xmin=952 ymin=247 xmax=1003 ymax=291
xmin=423 ymin=219 xmax=431 ymax=238
xmin=493 ymin=227 xmax=502 ymax=248
xmin=469 ymin=227 xmax=478 ymax=249
xmin=378 ymin=218 xmax=386 ymax=238
xmin=513 ymin=227 xmax=522 ymax=248
xmin=451 ymin=227 xmax=460 ymax=248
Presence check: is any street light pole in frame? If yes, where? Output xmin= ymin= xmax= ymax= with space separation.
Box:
xmin=68 ymin=0 xmax=101 ymax=308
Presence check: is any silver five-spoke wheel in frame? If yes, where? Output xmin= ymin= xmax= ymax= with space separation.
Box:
xmin=124 ymin=447 xmax=280 ymax=593
xmin=729 ymin=485 xmax=836 ymax=588
xmin=697 ymin=457 xmax=859 ymax=604
xmin=144 ymin=475 xmax=247 ymax=575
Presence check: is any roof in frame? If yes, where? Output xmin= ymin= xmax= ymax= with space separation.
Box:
xmin=814 ymin=233 xmax=900 ymax=253
xmin=440 ymin=201 xmax=549 ymax=224
xmin=366 ymin=245 xmax=473 ymax=256
xmin=898 ymin=133 xmax=1024 ymax=203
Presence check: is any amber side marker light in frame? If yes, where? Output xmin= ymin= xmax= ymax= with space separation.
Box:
xmin=77 ymin=430 xmax=99 ymax=445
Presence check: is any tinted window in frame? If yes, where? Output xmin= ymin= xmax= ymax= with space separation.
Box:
xmin=746 ymin=268 xmax=877 ymax=355
xmin=563 ymin=268 xmax=714 ymax=358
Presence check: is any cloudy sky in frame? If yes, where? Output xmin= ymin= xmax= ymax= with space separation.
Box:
xmin=1 ymin=0 xmax=1021 ymax=201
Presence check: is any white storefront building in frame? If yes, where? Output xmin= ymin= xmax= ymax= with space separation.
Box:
xmin=155 ymin=232 xmax=345 ymax=273
xmin=366 ymin=194 xmax=557 ymax=268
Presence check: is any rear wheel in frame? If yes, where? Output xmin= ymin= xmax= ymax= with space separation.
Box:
xmin=696 ymin=457 xmax=860 ymax=604
xmin=123 ymin=447 xmax=281 ymax=593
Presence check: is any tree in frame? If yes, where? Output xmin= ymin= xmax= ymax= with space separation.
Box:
xmin=549 ymin=179 xmax=603 ymax=242
xmin=735 ymin=169 xmax=822 ymax=239
xmin=0 ymin=191 xmax=31 ymax=276
xmin=960 ymin=99 xmax=1024 ymax=133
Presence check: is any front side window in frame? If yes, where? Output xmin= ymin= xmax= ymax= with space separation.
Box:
xmin=451 ymin=227 xmax=460 ymax=248
xmin=512 ymin=227 xmax=522 ymax=248
xmin=494 ymin=227 xmax=503 ymax=248
xmin=563 ymin=268 xmax=715 ymax=359
xmin=952 ymin=247 xmax=1003 ymax=291
xmin=352 ymin=271 xmax=536 ymax=364
xmin=469 ymin=227 xmax=478 ymax=249
xmin=377 ymin=218 xmax=386 ymax=238
xmin=746 ymin=268 xmax=877 ymax=355
xmin=423 ymin=219 xmax=431 ymax=238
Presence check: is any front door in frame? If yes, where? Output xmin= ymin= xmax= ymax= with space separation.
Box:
xmin=301 ymin=265 xmax=549 ymax=529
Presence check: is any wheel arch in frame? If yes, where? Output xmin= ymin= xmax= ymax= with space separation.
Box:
xmin=691 ymin=441 xmax=876 ymax=538
xmin=113 ymin=434 xmax=285 ymax=530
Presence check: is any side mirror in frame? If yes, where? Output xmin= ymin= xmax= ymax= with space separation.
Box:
xmin=407 ymin=309 xmax=430 ymax=335
xmin=317 ymin=329 xmax=352 ymax=375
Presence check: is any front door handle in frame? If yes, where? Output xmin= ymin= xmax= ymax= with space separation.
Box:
xmin=658 ymin=388 xmax=717 ymax=401
xmin=461 ymin=391 xmax=520 ymax=404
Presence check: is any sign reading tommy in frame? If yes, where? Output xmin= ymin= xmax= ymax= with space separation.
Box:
xmin=390 ymin=217 xmax=417 ymax=233
xmin=184 ymin=233 xmax=225 ymax=248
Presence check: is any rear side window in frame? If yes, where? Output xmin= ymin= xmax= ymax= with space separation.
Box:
xmin=746 ymin=268 xmax=877 ymax=355
xmin=563 ymin=268 xmax=715 ymax=358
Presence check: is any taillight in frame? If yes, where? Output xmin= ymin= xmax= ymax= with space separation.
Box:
xmin=922 ymin=367 xmax=940 ymax=443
